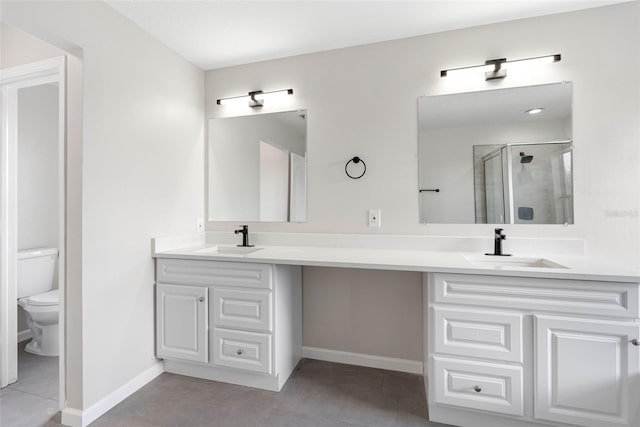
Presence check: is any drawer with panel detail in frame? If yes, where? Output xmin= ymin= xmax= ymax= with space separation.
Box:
xmin=213 ymin=327 xmax=272 ymax=374
xmin=213 ymin=288 xmax=272 ymax=332
xmin=432 ymin=306 xmax=523 ymax=363
xmin=155 ymin=258 xmax=302 ymax=392
xmin=432 ymin=273 xmax=639 ymax=318
xmin=431 ymin=356 xmax=524 ymax=417
xmin=156 ymin=258 xmax=272 ymax=289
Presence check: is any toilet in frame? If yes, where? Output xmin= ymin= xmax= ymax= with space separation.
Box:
xmin=17 ymin=247 xmax=59 ymax=357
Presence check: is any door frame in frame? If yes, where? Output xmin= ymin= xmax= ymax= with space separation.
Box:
xmin=0 ymin=56 xmax=66 ymax=410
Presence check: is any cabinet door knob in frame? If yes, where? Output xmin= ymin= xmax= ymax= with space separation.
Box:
xmin=632 ymin=339 xmax=639 ymax=346
xmin=198 ymin=297 xmax=204 ymax=302
xmin=236 ymin=349 xmax=244 ymax=356
xmin=473 ymin=386 xmax=482 ymax=393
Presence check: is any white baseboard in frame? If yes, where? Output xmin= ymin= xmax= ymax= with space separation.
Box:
xmin=61 ymin=361 xmax=164 ymax=427
xmin=17 ymin=329 xmax=32 ymax=343
xmin=302 ymin=346 xmax=423 ymax=374
xmin=60 ymin=408 xmax=83 ymax=427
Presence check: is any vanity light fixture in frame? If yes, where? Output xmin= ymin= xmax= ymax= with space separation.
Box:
xmin=526 ymin=107 xmax=545 ymax=115
xmin=216 ymin=88 xmax=294 ymax=108
xmin=440 ymin=54 xmax=561 ymax=81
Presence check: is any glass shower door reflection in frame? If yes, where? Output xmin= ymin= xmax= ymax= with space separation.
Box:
xmin=510 ymin=142 xmax=572 ymax=224
xmin=484 ymin=151 xmax=505 ymax=224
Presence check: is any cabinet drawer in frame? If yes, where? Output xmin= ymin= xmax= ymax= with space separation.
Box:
xmin=213 ymin=328 xmax=272 ymax=375
xmin=432 ymin=273 xmax=639 ymax=318
xmin=213 ymin=288 xmax=272 ymax=332
xmin=157 ymin=259 xmax=272 ymax=289
xmin=432 ymin=307 xmax=523 ymax=363
xmin=432 ymin=356 xmax=523 ymax=416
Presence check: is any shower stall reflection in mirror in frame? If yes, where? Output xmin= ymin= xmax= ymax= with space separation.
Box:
xmin=473 ymin=140 xmax=573 ymax=225
xmin=0 ymin=56 xmax=66 ymax=410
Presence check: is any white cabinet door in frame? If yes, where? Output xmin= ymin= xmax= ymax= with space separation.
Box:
xmin=535 ymin=315 xmax=640 ymax=427
xmin=156 ymin=283 xmax=208 ymax=363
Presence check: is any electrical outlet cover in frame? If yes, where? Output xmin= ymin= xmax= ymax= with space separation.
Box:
xmin=368 ymin=209 xmax=381 ymax=227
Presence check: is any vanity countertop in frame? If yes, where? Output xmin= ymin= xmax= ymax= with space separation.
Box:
xmin=153 ymin=243 xmax=640 ymax=283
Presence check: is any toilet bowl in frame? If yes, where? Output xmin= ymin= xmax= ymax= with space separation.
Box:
xmin=17 ymin=247 xmax=59 ymax=357
xmin=18 ymin=290 xmax=59 ymax=356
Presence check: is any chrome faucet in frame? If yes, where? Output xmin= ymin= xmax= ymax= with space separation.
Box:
xmin=234 ymin=225 xmax=254 ymax=247
xmin=486 ymin=228 xmax=511 ymax=256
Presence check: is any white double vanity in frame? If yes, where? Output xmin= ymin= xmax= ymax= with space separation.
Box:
xmin=152 ymin=234 xmax=639 ymax=427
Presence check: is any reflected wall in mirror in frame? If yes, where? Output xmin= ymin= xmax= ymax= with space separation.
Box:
xmin=418 ymin=82 xmax=573 ymax=224
xmin=208 ymin=110 xmax=307 ymax=222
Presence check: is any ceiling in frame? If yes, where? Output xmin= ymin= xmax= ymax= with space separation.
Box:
xmin=105 ymin=1 xmax=628 ymax=71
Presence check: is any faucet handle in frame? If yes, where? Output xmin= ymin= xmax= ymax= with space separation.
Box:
xmin=495 ymin=228 xmax=506 ymax=239
xmin=235 ymin=225 xmax=248 ymax=234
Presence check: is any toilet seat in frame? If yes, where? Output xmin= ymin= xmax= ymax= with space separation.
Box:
xmin=26 ymin=289 xmax=59 ymax=306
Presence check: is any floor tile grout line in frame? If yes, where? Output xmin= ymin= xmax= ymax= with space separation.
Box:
xmin=1 ymin=386 xmax=58 ymax=402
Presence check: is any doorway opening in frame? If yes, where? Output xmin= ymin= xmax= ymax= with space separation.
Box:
xmin=1 ymin=56 xmax=67 ymax=413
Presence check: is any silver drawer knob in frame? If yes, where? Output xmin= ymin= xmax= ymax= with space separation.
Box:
xmin=198 ymin=297 xmax=204 ymax=302
xmin=632 ymin=339 xmax=639 ymax=346
xmin=474 ymin=386 xmax=482 ymax=393
xmin=236 ymin=349 xmax=244 ymax=356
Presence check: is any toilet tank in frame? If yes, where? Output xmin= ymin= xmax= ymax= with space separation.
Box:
xmin=17 ymin=247 xmax=58 ymax=299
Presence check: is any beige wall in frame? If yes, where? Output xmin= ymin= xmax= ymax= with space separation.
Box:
xmin=303 ymin=267 xmax=423 ymax=360
xmin=205 ymin=3 xmax=639 ymax=361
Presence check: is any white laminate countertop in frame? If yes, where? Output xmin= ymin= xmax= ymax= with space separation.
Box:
xmin=153 ymin=243 xmax=640 ymax=283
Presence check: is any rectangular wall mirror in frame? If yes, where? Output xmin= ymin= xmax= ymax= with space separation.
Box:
xmin=418 ymin=82 xmax=573 ymax=224
xmin=208 ymin=110 xmax=307 ymax=222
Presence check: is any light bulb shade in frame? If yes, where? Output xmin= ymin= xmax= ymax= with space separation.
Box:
xmin=253 ymin=89 xmax=294 ymax=101
xmin=217 ymin=95 xmax=250 ymax=106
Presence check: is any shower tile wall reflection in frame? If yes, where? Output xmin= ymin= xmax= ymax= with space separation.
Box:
xmin=473 ymin=142 xmax=573 ymax=224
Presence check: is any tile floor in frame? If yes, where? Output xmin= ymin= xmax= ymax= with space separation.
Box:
xmin=2 ymin=355 xmax=453 ymax=427
xmin=0 ymin=340 xmax=60 ymax=427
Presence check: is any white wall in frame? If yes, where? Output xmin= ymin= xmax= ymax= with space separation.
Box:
xmin=17 ymin=83 xmax=59 ymax=250
xmin=1 ymin=0 xmax=205 ymax=415
xmin=0 ymin=23 xmax=66 ymax=69
xmin=205 ymin=3 xmax=640 ymax=361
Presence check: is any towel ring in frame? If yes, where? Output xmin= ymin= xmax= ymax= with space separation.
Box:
xmin=345 ymin=156 xmax=366 ymax=179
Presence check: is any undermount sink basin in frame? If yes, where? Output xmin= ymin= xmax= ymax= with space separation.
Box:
xmin=465 ymin=255 xmax=567 ymax=269
xmin=195 ymin=245 xmax=263 ymax=255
